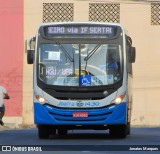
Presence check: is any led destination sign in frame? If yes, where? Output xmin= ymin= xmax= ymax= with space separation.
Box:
xmin=45 ymin=25 xmax=118 ymax=37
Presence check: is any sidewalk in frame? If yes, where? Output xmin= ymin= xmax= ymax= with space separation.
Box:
xmin=0 ymin=123 xmax=35 ymax=130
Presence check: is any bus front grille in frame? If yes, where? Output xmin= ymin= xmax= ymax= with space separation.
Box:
xmin=45 ymin=105 xmax=113 ymax=123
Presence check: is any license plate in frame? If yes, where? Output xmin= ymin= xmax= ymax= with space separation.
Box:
xmin=73 ymin=112 xmax=88 ymax=118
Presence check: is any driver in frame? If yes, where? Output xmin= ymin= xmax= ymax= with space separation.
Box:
xmin=106 ymin=50 xmax=118 ymax=75
xmin=99 ymin=49 xmax=118 ymax=75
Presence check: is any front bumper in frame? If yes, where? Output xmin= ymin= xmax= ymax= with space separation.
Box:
xmin=34 ymin=102 xmax=127 ymax=126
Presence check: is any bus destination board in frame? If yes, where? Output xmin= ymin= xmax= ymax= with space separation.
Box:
xmin=44 ymin=25 xmax=118 ymax=37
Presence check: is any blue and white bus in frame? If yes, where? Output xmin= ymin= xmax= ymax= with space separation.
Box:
xmin=27 ymin=22 xmax=136 ymax=139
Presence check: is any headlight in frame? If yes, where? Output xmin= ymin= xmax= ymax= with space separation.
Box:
xmin=114 ymin=95 xmax=125 ymax=105
xmin=36 ymin=95 xmax=46 ymax=104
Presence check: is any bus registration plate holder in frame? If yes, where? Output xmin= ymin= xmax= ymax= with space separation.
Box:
xmin=73 ymin=112 xmax=88 ymax=118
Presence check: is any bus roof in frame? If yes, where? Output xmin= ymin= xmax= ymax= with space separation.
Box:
xmin=37 ymin=22 xmax=127 ymax=38
xmin=39 ymin=22 xmax=124 ymax=28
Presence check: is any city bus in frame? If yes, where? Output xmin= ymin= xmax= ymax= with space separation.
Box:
xmin=27 ymin=22 xmax=136 ymax=139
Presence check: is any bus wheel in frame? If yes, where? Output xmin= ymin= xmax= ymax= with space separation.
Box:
xmin=109 ymin=125 xmax=127 ymax=138
xmin=58 ymin=129 xmax=67 ymax=136
xmin=38 ymin=125 xmax=51 ymax=139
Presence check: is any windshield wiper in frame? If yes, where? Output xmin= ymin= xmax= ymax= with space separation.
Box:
xmin=84 ymin=42 xmax=103 ymax=61
xmin=56 ymin=42 xmax=74 ymax=62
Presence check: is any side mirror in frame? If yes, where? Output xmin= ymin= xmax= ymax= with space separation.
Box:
xmin=26 ymin=36 xmax=36 ymax=64
xmin=27 ymin=50 xmax=35 ymax=64
xmin=129 ymin=47 xmax=136 ymax=63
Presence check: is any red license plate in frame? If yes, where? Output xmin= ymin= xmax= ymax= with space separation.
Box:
xmin=73 ymin=112 xmax=88 ymax=118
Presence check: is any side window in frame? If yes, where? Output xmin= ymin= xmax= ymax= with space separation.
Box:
xmin=126 ymin=37 xmax=133 ymax=75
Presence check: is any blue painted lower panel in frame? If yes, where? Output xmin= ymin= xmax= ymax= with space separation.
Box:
xmin=34 ymin=102 xmax=127 ymax=125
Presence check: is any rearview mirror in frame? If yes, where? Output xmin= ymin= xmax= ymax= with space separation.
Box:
xmin=27 ymin=50 xmax=35 ymax=64
xmin=129 ymin=47 xmax=136 ymax=63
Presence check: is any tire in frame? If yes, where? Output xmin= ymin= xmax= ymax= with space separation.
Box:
xmin=109 ymin=124 xmax=127 ymax=138
xmin=57 ymin=128 xmax=67 ymax=136
xmin=38 ymin=125 xmax=56 ymax=139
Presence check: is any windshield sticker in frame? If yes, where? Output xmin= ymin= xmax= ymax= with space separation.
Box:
xmin=91 ymin=75 xmax=114 ymax=85
xmin=47 ymin=51 xmax=60 ymax=60
xmin=46 ymin=68 xmax=56 ymax=76
xmin=80 ymin=75 xmax=91 ymax=86
xmin=57 ymin=77 xmax=79 ymax=86
xmin=46 ymin=67 xmax=73 ymax=76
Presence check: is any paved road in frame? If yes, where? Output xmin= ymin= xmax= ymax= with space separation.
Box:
xmin=0 ymin=126 xmax=160 ymax=154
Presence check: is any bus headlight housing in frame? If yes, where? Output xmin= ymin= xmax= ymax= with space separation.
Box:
xmin=114 ymin=95 xmax=125 ymax=105
xmin=36 ymin=95 xmax=46 ymax=104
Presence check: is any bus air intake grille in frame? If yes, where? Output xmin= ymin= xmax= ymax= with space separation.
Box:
xmin=46 ymin=106 xmax=113 ymax=123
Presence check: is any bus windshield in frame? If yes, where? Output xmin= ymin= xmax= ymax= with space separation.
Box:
xmin=38 ymin=42 xmax=123 ymax=86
